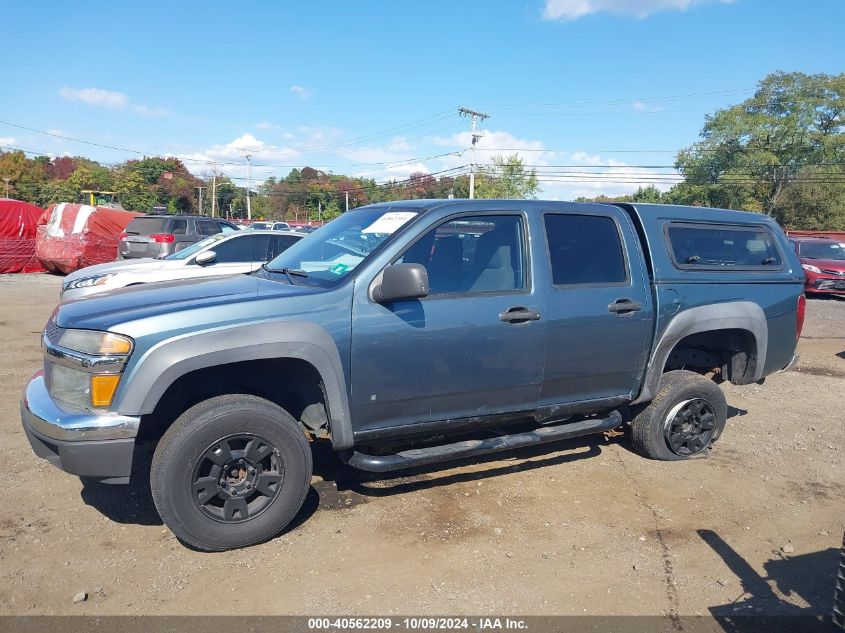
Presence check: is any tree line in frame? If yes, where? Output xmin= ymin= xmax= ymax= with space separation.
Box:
xmin=576 ymin=71 xmax=845 ymax=230
xmin=1 ymin=70 xmax=842 ymax=228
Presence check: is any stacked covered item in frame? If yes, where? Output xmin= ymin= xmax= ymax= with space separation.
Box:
xmin=35 ymin=203 xmax=141 ymax=274
xmin=0 ymin=198 xmax=46 ymax=274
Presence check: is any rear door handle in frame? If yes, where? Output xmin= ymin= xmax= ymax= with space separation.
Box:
xmin=499 ymin=306 xmax=541 ymax=324
xmin=608 ymin=298 xmax=642 ymax=315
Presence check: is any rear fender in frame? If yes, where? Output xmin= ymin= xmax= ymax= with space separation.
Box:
xmin=633 ymin=301 xmax=767 ymax=404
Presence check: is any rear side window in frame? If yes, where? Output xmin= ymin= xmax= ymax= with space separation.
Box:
xmin=268 ymin=234 xmax=301 ymax=259
xmin=171 ymin=219 xmax=188 ymax=235
xmin=126 ymin=217 xmax=168 ymax=235
xmin=544 ymin=214 xmax=628 ymax=285
xmin=667 ymin=223 xmax=782 ymax=269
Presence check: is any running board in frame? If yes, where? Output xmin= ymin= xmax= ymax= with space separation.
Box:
xmin=343 ymin=410 xmax=622 ymax=473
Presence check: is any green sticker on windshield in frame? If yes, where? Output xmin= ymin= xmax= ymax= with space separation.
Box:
xmin=329 ymin=263 xmax=349 ymax=275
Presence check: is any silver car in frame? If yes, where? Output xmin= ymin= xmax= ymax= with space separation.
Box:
xmin=62 ymin=230 xmax=305 ymax=301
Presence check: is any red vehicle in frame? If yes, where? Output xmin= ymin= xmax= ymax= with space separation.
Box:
xmin=789 ymin=236 xmax=845 ymax=295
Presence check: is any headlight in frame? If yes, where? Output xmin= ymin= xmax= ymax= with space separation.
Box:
xmin=801 ymin=263 xmax=822 ymax=274
xmin=49 ymin=365 xmax=121 ymax=410
xmin=63 ymin=273 xmax=114 ymax=291
xmin=59 ymin=329 xmax=133 ymax=356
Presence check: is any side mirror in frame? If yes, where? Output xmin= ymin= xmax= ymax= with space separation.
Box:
xmin=194 ymin=250 xmax=217 ymax=266
xmin=373 ymin=263 xmax=429 ymax=303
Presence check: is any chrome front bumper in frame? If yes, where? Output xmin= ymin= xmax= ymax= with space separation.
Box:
xmin=21 ymin=372 xmax=140 ymax=483
xmin=22 ymin=372 xmax=140 ymax=440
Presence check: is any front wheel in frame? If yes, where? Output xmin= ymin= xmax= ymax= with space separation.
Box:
xmin=150 ymin=394 xmax=312 ymax=551
xmin=630 ymin=370 xmax=727 ymax=461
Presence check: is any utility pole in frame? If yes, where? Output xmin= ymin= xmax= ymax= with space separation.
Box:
xmin=318 ymin=200 xmax=322 ymax=223
xmin=458 ymin=107 xmax=489 ymax=199
xmin=345 ymin=190 xmax=349 ymax=213
xmin=195 ymin=186 xmax=205 ymax=215
xmin=211 ymin=165 xmax=218 ymax=218
xmin=244 ymin=154 xmax=252 ymax=221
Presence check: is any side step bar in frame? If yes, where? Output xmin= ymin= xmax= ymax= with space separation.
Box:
xmin=343 ymin=410 xmax=622 ymax=473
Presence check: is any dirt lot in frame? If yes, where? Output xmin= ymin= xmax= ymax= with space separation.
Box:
xmin=0 ymin=273 xmax=842 ymax=617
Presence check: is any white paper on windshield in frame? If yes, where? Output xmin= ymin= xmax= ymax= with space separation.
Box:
xmin=362 ymin=212 xmax=416 ymax=235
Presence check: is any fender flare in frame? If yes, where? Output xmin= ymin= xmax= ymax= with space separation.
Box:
xmin=115 ymin=321 xmax=354 ymax=449
xmin=632 ymin=301 xmax=767 ymax=405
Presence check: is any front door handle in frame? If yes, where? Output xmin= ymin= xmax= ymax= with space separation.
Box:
xmin=608 ymin=298 xmax=642 ymax=315
xmin=499 ymin=306 xmax=541 ymax=324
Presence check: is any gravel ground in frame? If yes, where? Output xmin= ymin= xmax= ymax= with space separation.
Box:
xmin=0 ymin=273 xmax=842 ymax=617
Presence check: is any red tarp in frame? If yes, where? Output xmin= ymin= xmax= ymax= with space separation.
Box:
xmin=0 ymin=198 xmax=46 ymax=274
xmin=35 ymin=203 xmax=142 ymax=274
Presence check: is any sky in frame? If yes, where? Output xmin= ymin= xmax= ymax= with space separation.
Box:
xmin=3 ymin=0 xmax=844 ymax=200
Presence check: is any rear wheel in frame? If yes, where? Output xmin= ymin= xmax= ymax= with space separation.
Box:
xmin=630 ymin=370 xmax=727 ymax=461
xmin=150 ymin=394 xmax=312 ymax=551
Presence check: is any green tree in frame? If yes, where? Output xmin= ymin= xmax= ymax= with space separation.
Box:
xmin=774 ymin=165 xmax=845 ymax=230
xmin=475 ymin=154 xmax=539 ymax=199
xmin=671 ymin=71 xmax=845 ymax=220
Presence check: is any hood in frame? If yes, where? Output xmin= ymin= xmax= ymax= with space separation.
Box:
xmin=801 ymin=257 xmax=845 ymax=272
xmin=55 ymin=273 xmax=320 ymax=331
xmin=63 ymin=258 xmax=168 ymax=282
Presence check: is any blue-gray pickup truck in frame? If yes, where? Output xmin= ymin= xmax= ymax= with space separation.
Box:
xmin=21 ymin=200 xmax=805 ymax=550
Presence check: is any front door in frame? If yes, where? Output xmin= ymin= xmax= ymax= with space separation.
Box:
xmin=350 ymin=212 xmax=545 ymax=435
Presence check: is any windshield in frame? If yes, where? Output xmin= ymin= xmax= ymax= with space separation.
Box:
xmin=264 ymin=208 xmax=418 ymax=286
xmin=798 ymin=241 xmax=845 ymax=261
xmin=165 ymin=233 xmax=227 ymax=260
xmin=250 ymin=222 xmax=272 ymax=230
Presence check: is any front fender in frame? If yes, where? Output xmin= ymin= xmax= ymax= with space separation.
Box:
xmin=114 ymin=321 xmax=354 ymax=449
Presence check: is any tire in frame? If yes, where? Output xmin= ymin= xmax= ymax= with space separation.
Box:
xmin=150 ymin=394 xmax=312 ymax=551
xmin=630 ymin=370 xmax=727 ymax=461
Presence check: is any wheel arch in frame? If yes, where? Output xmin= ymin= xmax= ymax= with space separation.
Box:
xmin=116 ymin=321 xmax=354 ymax=449
xmin=632 ymin=301 xmax=767 ymax=405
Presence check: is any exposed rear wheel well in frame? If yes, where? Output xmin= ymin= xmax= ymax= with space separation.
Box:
xmin=662 ymin=329 xmax=757 ymax=385
xmin=138 ymin=358 xmax=329 ymax=441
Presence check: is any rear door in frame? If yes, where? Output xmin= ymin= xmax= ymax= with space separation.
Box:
xmin=539 ymin=207 xmax=653 ymax=408
xmin=267 ymin=234 xmax=302 ymax=260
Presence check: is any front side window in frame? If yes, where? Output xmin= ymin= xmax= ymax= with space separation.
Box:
xmin=210 ymin=234 xmax=269 ymax=263
xmin=265 ymin=207 xmax=419 ymax=287
xmin=400 ymin=215 xmax=526 ymax=294
xmin=668 ymin=223 xmax=782 ymax=269
xmin=544 ymin=214 xmax=628 ymax=286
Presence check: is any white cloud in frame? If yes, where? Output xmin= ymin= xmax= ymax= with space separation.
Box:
xmin=133 ymin=104 xmax=172 ymax=118
xmin=59 ymin=86 xmax=171 ymax=117
xmin=538 ymin=151 xmax=679 ymax=200
xmin=0 ymin=136 xmax=16 ymax=146
xmin=290 ymin=85 xmax=313 ymax=99
xmin=59 ymin=86 xmax=129 ymax=108
xmin=632 ymin=100 xmax=665 ymax=112
xmin=255 ymin=121 xmax=283 ymax=130
xmin=177 ymin=133 xmax=301 ymax=181
xmin=542 ymin=0 xmax=734 ymax=20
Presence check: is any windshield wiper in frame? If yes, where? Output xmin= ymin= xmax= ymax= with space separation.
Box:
xmin=262 ymin=263 xmax=309 ymax=285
